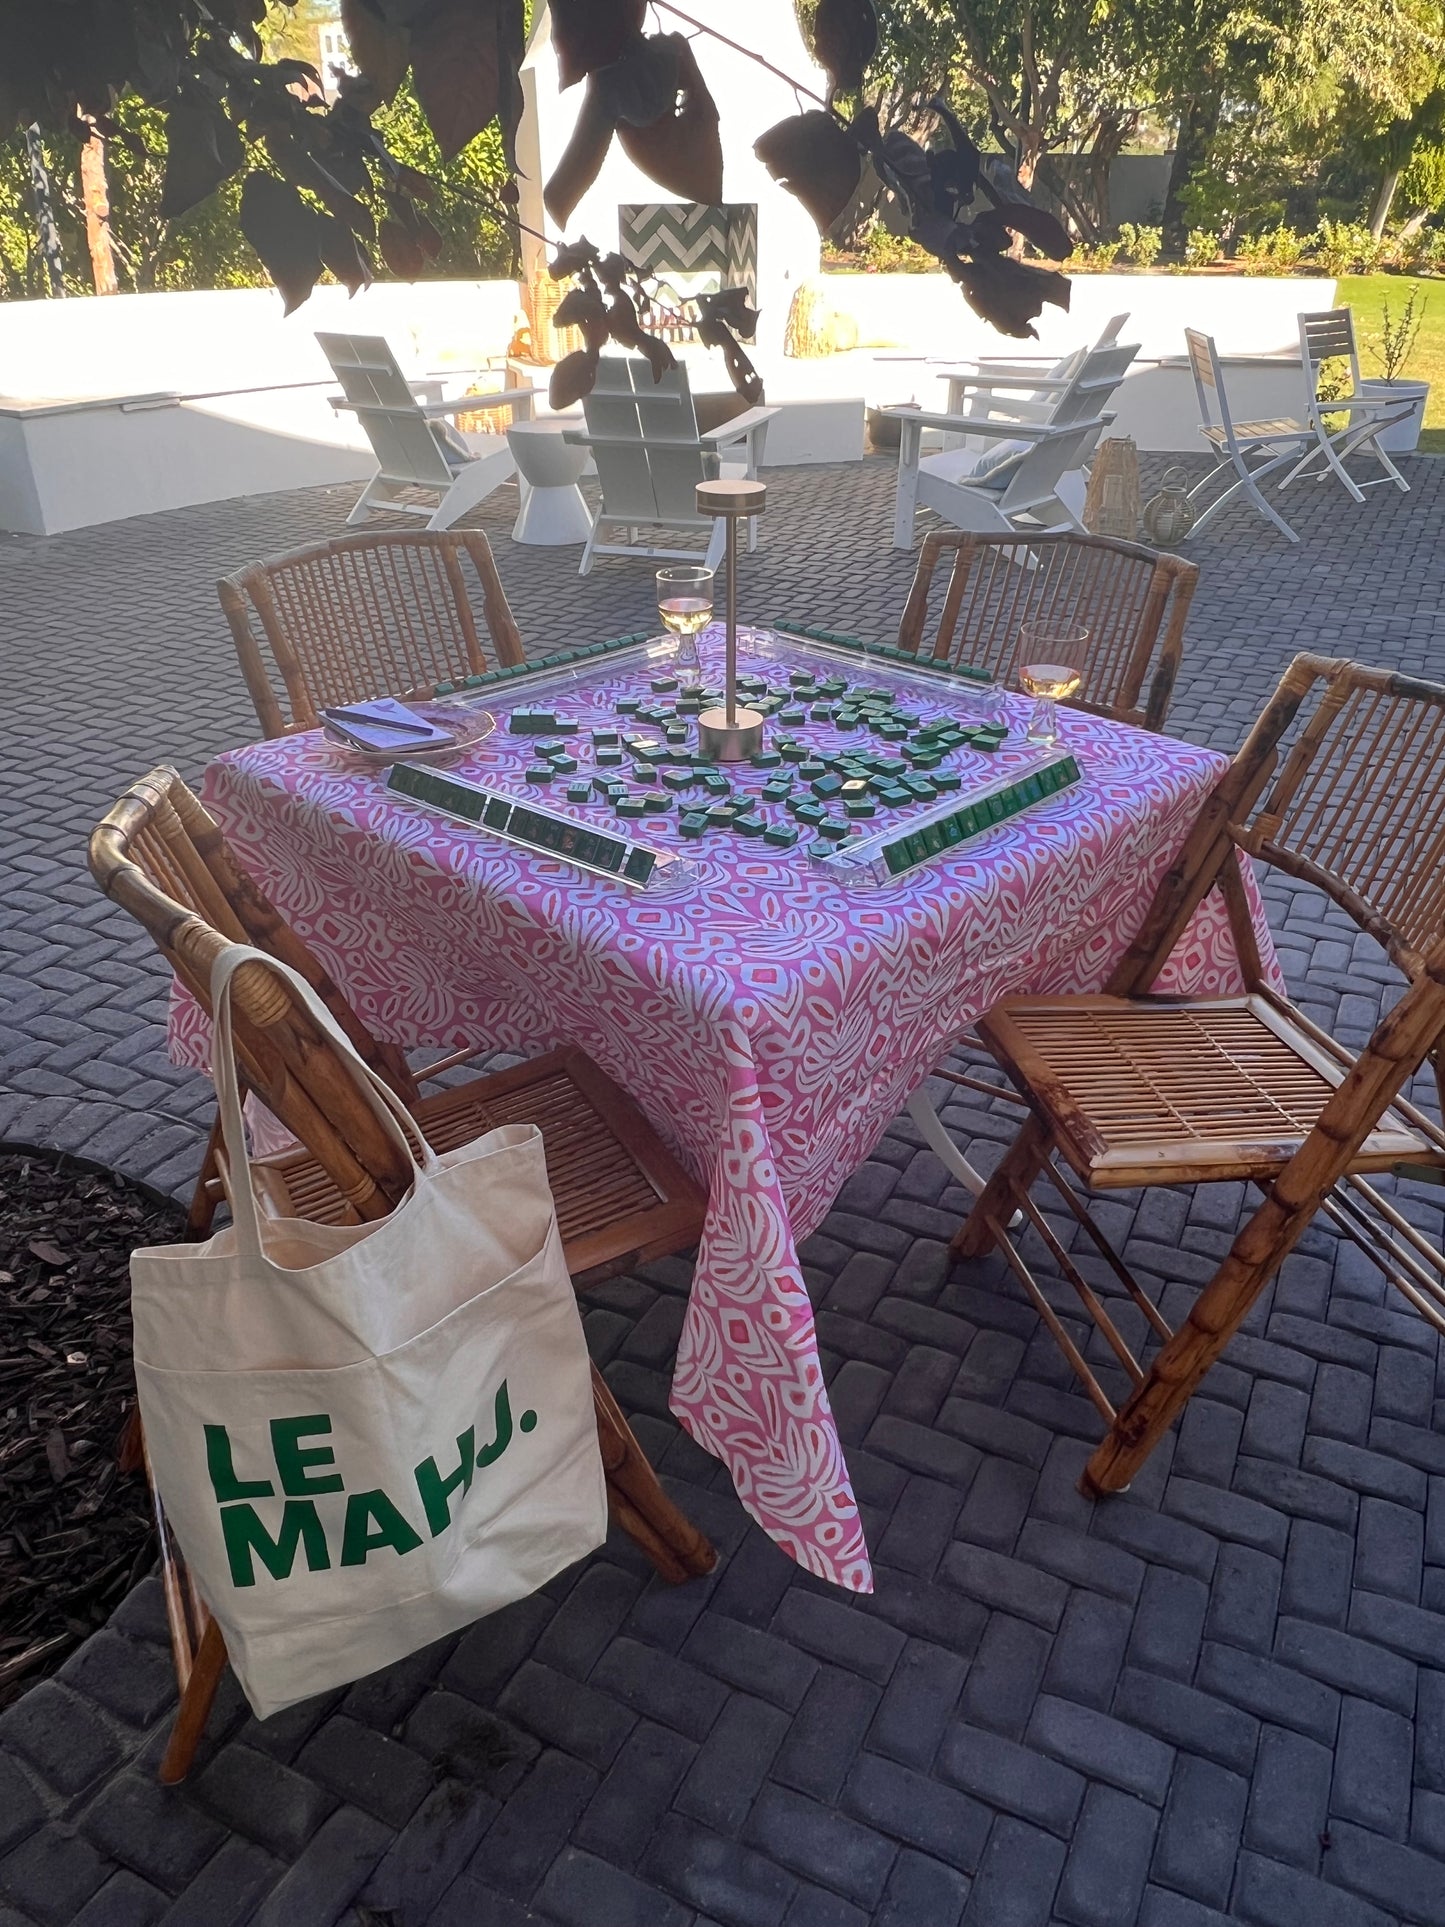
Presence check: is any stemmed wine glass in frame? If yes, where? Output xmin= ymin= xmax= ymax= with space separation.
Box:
xmin=1018 ymin=620 xmax=1089 ymax=746
xmin=656 ymin=566 xmax=714 ymax=678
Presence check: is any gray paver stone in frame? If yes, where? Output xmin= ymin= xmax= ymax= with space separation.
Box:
xmin=1026 ymin=1696 xmax=1176 ymax=1805
xmin=1054 ymin=1783 xmax=1158 ymax=1927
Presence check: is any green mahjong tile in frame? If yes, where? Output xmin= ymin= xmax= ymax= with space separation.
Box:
xmin=549 ymin=755 xmax=578 ymax=774
xmin=651 ymin=675 xmax=679 ymax=693
xmin=661 ymin=768 xmax=696 ymax=792
xmin=779 ymin=742 xmax=809 ymax=763
xmin=678 ymin=812 xmax=709 ymax=837
xmin=524 ymin=764 xmax=554 ymax=783
xmin=811 ymin=772 xmax=844 ymax=800
xmin=845 ymin=799 xmax=877 ymax=819
xmin=751 ymin=750 xmax=782 ymax=769
xmin=707 ymin=803 xmax=739 ymax=827
xmin=809 ymin=706 xmax=832 ymax=724
xmin=701 ymin=771 xmax=732 ymax=797
xmin=798 ymin=760 xmax=827 ymax=782
xmin=806 ymin=839 xmax=835 ymax=861
xmin=817 ymin=816 xmax=851 ymax=840
xmin=795 ymin=801 xmax=826 ymax=826
xmin=763 ymin=823 xmax=799 ymax=848
xmin=591 ymin=728 xmax=620 ymax=746
xmin=595 ymin=748 xmax=624 ymax=767
xmin=878 ymin=784 xmax=913 ymax=807
xmin=564 ymin=782 xmax=592 ymax=804
xmin=761 ymin=779 xmax=793 ymax=803
xmin=779 ymin=707 xmax=808 ymax=726
xmin=642 ymin=792 xmax=673 ymax=813
xmin=615 ymin=796 xmax=648 ymax=818
xmin=932 ymin=769 xmax=963 ymax=792
xmin=904 ymin=774 xmax=937 ymax=799
xmin=733 ymin=812 xmax=766 ymax=836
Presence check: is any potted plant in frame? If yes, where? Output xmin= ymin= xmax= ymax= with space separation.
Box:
xmin=1359 ymin=287 xmax=1431 ymax=452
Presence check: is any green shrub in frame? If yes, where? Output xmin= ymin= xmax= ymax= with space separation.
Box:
xmin=1314 ymin=219 xmax=1382 ymax=276
xmin=1234 ymin=225 xmax=1308 ymax=273
xmin=1072 ymin=239 xmax=1121 ymax=271
xmin=1117 ymin=222 xmax=1161 ymax=268
xmin=1184 ymin=230 xmax=1219 ymax=268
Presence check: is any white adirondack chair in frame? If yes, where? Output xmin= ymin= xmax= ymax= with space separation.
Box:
xmin=318 ymin=332 xmax=537 ymax=531
xmin=1182 ymin=328 xmax=1315 ymax=544
xmin=937 ymin=313 xmax=1130 ymax=436
xmin=562 ymin=357 xmax=778 ymax=575
xmin=889 ymin=341 xmax=1139 ymax=550
xmin=1281 ymin=309 xmax=1413 ymax=502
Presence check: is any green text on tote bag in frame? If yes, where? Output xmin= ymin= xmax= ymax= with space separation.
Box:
xmin=203 ymin=1381 xmax=538 ymax=1588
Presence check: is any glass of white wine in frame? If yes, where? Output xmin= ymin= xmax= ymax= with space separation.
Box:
xmin=656 ymin=566 xmax=713 ymax=677
xmin=1018 ymin=620 xmax=1089 ymax=745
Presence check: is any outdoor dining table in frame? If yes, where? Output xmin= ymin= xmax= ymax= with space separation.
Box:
xmin=170 ymin=623 xmax=1280 ymax=1595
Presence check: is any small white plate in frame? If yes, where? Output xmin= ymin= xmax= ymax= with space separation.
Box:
xmin=322 ymin=702 xmax=495 ymax=767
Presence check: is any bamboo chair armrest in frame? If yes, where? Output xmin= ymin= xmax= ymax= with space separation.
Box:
xmin=415 ymin=1044 xmax=492 ymax=1081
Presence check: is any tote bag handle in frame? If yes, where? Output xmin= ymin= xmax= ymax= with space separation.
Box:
xmin=209 ymin=943 xmax=438 ymax=1263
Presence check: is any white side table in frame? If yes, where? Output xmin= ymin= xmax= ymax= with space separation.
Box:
xmin=507 ymin=417 xmax=591 ymax=546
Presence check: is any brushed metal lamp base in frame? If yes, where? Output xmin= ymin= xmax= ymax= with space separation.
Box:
xmin=697 ymin=705 xmax=765 ymax=762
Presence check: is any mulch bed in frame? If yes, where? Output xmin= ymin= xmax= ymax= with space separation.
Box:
xmin=0 ymin=1147 xmax=183 ymax=1706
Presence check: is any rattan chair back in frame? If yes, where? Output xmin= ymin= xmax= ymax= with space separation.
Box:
xmin=1110 ymin=654 xmax=1445 ymax=1003
xmin=896 ymin=530 xmax=1197 ymax=732
xmin=219 ymin=529 xmax=524 ymax=737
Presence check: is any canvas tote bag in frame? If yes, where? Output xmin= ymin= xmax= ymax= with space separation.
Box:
xmin=130 ymin=944 xmax=607 ymax=1719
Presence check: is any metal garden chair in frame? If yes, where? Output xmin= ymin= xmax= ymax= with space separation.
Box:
xmin=1181 ymin=328 xmax=1315 ymax=543
xmin=1280 ymin=308 xmax=1414 ymax=503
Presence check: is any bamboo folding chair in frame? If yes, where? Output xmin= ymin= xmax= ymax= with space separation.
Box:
xmin=897 ymin=530 xmax=1197 ymax=734
xmin=948 ymin=653 xmax=1445 ymax=1497
xmin=90 ymin=768 xmax=715 ymax=1783
xmin=219 ymin=529 xmax=525 ymax=738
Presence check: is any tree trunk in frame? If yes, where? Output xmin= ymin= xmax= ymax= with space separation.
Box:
xmin=1163 ymin=94 xmax=1219 ymax=255
xmin=1370 ymin=168 xmax=1402 ymax=241
xmin=24 ymin=125 xmax=66 ymax=297
xmin=80 ymin=130 xmax=118 ymax=295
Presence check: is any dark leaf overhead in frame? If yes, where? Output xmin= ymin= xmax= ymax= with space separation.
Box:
xmin=754 ymin=112 xmax=861 ymax=233
xmin=159 ymin=87 xmax=244 ymax=220
xmin=971 ymin=203 xmax=1073 ymax=262
xmin=811 ymin=0 xmax=878 ymax=99
xmin=953 ymin=251 xmax=1071 ymax=339
xmin=544 ymin=33 xmax=722 ymax=224
xmin=549 ymin=346 xmax=601 ymax=409
xmin=615 ymin=38 xmax=723 ymax=206
xmin=550 ymin=0 xmax=648 ymax=90
xmin=238 ymin=170 xmax=324 ymax=315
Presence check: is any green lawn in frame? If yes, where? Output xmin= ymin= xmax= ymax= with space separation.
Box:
xmin=1336 ymin=273 xmax=1445 ymax=450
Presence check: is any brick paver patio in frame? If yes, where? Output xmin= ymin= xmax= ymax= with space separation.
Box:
xmin=1 ymin=455 xmax=1443 ymax=1927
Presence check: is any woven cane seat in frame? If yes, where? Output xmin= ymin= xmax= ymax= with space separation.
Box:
xmin=253 ymin=1045 xmax=704 ymax=1282
xmin=978 ymin=993 xmax=1434 ymax=1188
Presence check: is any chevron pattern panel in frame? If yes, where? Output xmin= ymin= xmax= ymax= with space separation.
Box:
xmin=620 ymin=202 xmax=730 ymax=276
xmin=723 ymin=201 xmax=759 ymax=331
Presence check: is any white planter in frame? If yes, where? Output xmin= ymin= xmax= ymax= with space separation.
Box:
xmin=1358 ymin=378 xmax=1429 ymax=453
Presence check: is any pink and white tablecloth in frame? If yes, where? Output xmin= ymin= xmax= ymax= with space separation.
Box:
xmin=173 ymin=635 xmax=1279 ymax=1594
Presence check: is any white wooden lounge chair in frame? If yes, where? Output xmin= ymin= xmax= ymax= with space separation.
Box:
xmin=888 ymin=341 xmax=1138 ymax=550
xmin=318 ymin=332 xmax=538 ymax=531
xmin=1280 ymin=309 xmax=1413 ymax=503
xmin=1181 ymin=328 xmax=1315 ymax=544
xmin=937 ymin=314 xmax=1130 ymax=436
xmin=561 ymin=358 xmax=777 ymax=575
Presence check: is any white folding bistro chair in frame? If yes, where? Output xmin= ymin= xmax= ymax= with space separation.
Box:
xmin=561 ymin=358 xmax=777 ymax=575
xmin=888 ymin=341 xmax=1138 ymax=550
xmin=1281 ymin=309 xmax=1413 ymax=503
xmin=1182 ymin=328 xmax=1315 ymax=543
xmin=317 ymin=332 xmax=538 ymax=531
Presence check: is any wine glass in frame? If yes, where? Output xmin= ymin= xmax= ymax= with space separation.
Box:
xmin=656 ymin=566 xmax=714 ymax=678
xmin=1018 ymin=621 xmax=1089 ymax=746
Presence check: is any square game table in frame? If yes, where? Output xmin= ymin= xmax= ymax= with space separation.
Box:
xmin=173 ymin=623 xmax=1279 ymax=1592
